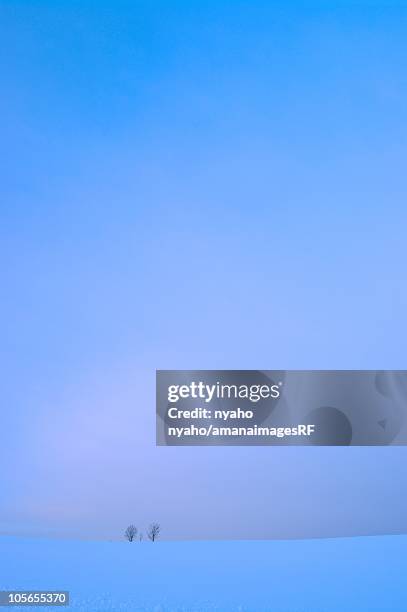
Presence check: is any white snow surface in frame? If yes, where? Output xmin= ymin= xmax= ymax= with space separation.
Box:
xmin=0 ymin=535 xmax=405 ymax=611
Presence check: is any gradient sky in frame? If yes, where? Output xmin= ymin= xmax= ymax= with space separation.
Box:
xmin=1 ymin=1 xmax=407 ymax=540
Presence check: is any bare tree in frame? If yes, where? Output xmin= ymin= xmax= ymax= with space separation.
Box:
xmin=124 ymin=524 xmax=137 ymax=542
xmin=147 ymin=523 xmax=160 ymax=542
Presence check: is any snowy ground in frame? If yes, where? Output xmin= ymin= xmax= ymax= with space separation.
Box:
xmin=0 ymin=535 xmax=406 ymax=611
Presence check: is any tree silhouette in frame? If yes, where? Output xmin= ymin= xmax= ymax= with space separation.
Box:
xmin=147 ymin=523 xmax=160 ymax=542
xmin=124 ymin=524 xmax=137 ymax=542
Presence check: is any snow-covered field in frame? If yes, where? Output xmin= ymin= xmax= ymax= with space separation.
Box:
xmin=0 ymin=535 xmax=405 ymax=611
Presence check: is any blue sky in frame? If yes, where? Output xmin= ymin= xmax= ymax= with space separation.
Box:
xmin=1 ymin=1 xmax=407 ymax=540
